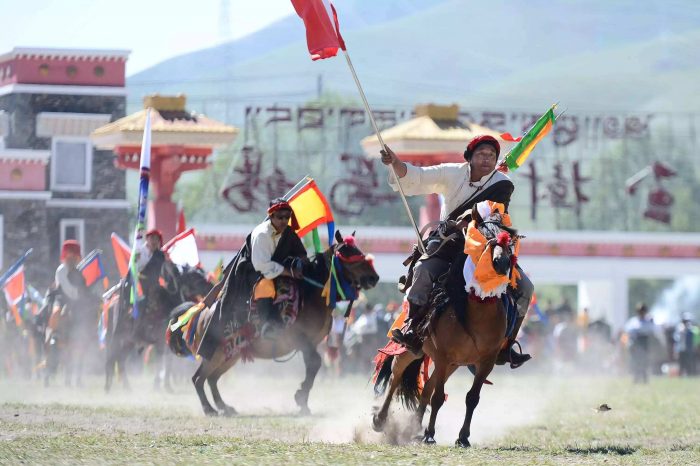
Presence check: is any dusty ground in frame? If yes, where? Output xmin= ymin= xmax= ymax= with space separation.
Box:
xmin=1 ymin=358 xmax=699 ymax=464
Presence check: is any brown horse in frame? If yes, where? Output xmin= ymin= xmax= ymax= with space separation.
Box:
xmin=372 ymin=206 xmax=520 ymax=447
xmin=168 ymin=230 xmax=379 ymax=416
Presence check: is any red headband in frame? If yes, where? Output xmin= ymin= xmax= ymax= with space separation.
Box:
xmin=267 ymin=202 xmax=300 ymax=231
xmin=61 ymin=240 xmax=81 ymax=261
xmin=146 ymin=229 xmax=163 ymax=244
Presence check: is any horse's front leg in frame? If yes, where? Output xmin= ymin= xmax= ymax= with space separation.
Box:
xmin=295 ymin=337 xmax=322 ymax=416
xmin=456 ymin=360 xmax=495 ymax=448
xmin=416 ymin=364 xmax=458 ymax=426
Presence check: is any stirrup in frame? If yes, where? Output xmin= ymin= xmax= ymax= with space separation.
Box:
xmin=508 ymin=340 xmax=531 ymax=369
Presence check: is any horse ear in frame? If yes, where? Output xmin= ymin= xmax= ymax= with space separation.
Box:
xmin=335 ymin=230 xmax=344 ymax=244
xmin=351 ymin=230 xmax=356 ymax=237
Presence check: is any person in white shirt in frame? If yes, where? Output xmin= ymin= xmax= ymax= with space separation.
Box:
xmin=380 ymin=135 xmax=533 ymax=368
xmin=250 ymin=198 xmax=308 ymax=337
xmin=54 ymin=240 xmax=86 ymax=306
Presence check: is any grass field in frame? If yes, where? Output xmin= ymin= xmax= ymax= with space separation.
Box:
xmin=1 ymin=360 xmax=698 ymax=465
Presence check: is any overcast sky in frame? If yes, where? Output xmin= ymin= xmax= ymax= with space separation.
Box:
xmin=0 ymin=0 xmax=295 ymax=75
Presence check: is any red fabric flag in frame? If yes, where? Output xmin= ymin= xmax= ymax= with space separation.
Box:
xmin=80 ymin=253 xmax=106 ymax=288
xmin=291 ymin=0 xmax=346 ymax=60
xmin=111 ymin=233 xmax=131 ymax=278
xmin=3 ymin=265 xmax=25 ymax=306
xmin=500 ymin=132 xmax=523 ymax=143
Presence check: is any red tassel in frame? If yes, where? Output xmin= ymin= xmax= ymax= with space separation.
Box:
xmin=496 ymin=231 xmax=511 ymax=247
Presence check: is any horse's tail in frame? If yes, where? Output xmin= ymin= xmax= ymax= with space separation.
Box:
xmin=396 ymin=357 xmax=424 ymax=410
xmin=373 ymin=353 xmax=394 ymax=396
xmin=166 ymin=301 xmax=196 ymax=358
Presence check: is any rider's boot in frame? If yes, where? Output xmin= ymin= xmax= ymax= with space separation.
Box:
xmin=495 ymin=315 xmax=532 ymax=368
xmin=391 ymin=302 xmax=426 ymax=354
xmin=257 ymin=298 xmax=281 ymax=339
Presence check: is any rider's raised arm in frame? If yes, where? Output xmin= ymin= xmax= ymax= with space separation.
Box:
xmin=250 ymin=222 xmax=285 ymax=279
xmin=387 ymin=163 xmax=454 ymax=197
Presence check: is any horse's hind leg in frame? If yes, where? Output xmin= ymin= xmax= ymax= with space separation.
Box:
xmin=208 ymin=355 xmax=240 ymax=416
xmin=295 ymin=337 xmax=322 ymax=416
xmin=192 ymin=350 xmax=224 ymax=416
xmin=372 ymin=352 xmax=420 ymax=432
xmin=456 ymin=360 xmax=495 ymax=448
xmin=423 ymin=361 xmax=448 ymax=444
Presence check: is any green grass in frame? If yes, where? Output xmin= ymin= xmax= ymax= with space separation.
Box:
xmin=0 ymin=373 xmax=698 ymax=465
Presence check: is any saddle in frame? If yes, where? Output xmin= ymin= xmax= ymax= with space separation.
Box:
xmin=398 ymin=219 xmax=465 ymax=294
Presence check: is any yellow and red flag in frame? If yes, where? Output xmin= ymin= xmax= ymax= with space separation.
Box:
xmin=287 ymin=179 xmax=335 ymax=245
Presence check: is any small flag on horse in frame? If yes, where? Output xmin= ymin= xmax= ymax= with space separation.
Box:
xmin=78 ymin=249 xmax=107 ymax=288
xmin=291 ymin=0 xmax=345 ymax=60
xmin=500 ymin=105 xmax=557 ymax=172
xmin=163 ymin=228 xmax=200 ymax=269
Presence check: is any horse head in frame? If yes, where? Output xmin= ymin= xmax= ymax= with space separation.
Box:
xmin=176 ymin=265 xmax=213 ymax=303
xmin=471 ymin=204 xmax=518 ymax=277
xmin=333 ymin=230 xmax=379 ymax=290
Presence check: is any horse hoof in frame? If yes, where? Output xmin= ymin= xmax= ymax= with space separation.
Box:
xmin=222 ymin=407 xmax=238 ymax=417
xmin=204 ymin=409 xmax=219 ymax=417
xmin=298 ymin=406 xmax=311 ymax=417
xmin=422 ymin=435 xmax=436 ymax=445
xmin=455 ymin=438 xmax=471 ymax=448
xmin=372 ymin=414 xmax=385 ymax=433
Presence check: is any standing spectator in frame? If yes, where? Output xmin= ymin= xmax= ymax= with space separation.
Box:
xmin=624 ymin=303 xmax=658 ymax=384
xmin=675 ymin=312 xmax=699 ymax=376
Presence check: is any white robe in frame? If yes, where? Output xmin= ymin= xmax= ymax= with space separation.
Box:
xmin=388 ymin=162 xmax=511 ymax=220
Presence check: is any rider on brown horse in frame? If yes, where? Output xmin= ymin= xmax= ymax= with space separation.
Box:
xmin=380 ymin=135 xmax=533 ymax=367
xmin=135 ymin=229 xmax=166 ymax=309
xmin=249 ymin=198 xmax=308 ymax=338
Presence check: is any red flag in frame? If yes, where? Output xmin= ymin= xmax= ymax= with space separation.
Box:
xmin=500 ymin=132 xmax=523 ymax=142
xmin=3 ymin=265 xmax=25 ymax=306
xmin=176 ymin=206 xmax=186 ymax=235
xmin=111 ymin=233 xmax=131 ymax=278
xmin=79 ymin=252 xmax=106 ymax=288
xmin=291 ymin=0 xmax=346 ymax=60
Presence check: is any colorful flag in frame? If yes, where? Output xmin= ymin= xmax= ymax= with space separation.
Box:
xmin=291 ymin=0 xmax=345 ymax=60
xmin=111 ymin=233 xmax=131 ymax=278
xmin=78 ymin=249 xmax=106 ymax=288
xmin=163 ymin=228 xmax=200 ymax=269
xmin=287 ymin=178 xmax=335 ymax=243
xmin=3 ymin=265 xmax=25 ymax=306
xmin=210 ymin=258 xmax=224 ymax=283
xmin=0 ymin=249 xmax=32 ymax=326
xmin=127 ymin=109 xmax=152 ymax=317
xmin=501 ymin=106 xmax=556 ymax=172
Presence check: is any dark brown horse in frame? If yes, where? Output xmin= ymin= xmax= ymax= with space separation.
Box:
xmin=373 ymin=206 xmax=520 ymax=447
xmin=104 ymin=265 xmax=212 ymax=392
xmin=168 ymin=231 xmax=379 ymax=416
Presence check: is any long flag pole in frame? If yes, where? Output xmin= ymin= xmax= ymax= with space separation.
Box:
xmin=0 ymin=249 xmax=32 ymax=288
xmin=340 ymin=51 xmax=426 ymax=254
xmin=127 ymin=108 xmax=152 ymax=318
